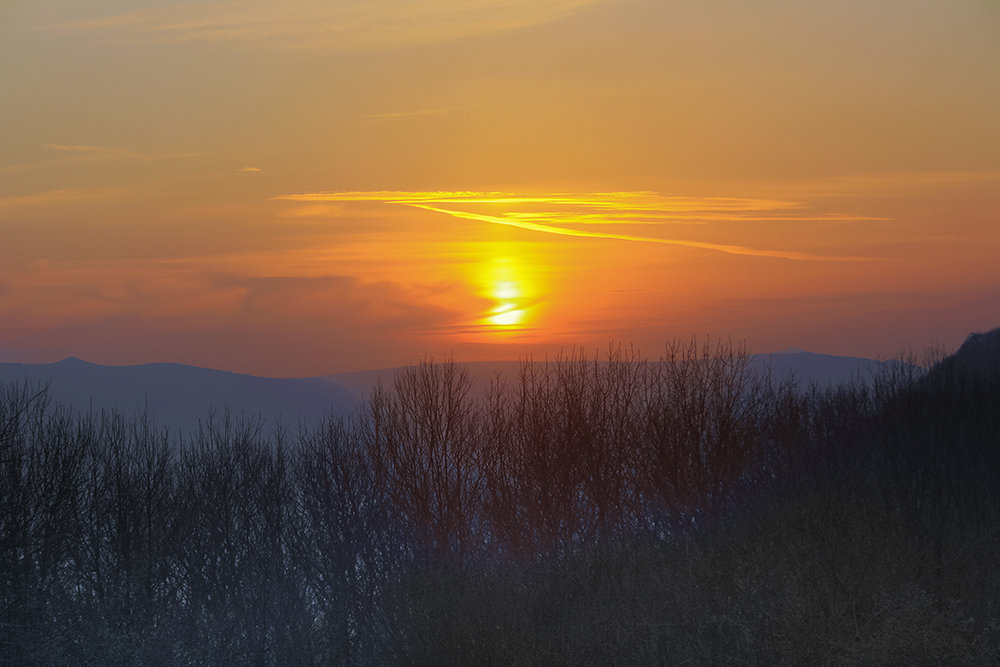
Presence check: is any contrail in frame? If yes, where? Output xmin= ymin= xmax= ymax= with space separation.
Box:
xmin=408 ymin=204 xmax=873 ymax=262
xmin=273 ymin=190 xmax=882 ymax=261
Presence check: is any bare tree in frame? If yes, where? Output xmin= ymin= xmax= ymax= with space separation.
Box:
xmin=365 ymin=360 xmax=487 ymax=564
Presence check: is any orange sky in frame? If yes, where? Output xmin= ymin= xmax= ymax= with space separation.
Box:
xmin=1 ymin=0 xmax=998 ymax=376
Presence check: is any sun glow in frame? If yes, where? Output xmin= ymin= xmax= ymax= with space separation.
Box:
xmin=488 ymin=302 xmax=525 ymax=327
xmin=479 ymin=256 xmax=532 ymax=331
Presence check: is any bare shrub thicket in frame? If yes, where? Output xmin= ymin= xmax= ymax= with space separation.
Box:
xmin=359 ymin=341 xmax=804 ymax=562
xmin=2 ymin=337 xmax=999 ymax=664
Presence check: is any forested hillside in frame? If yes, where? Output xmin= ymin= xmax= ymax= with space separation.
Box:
xmin=2 ymin=335 xmax=998 ymax=664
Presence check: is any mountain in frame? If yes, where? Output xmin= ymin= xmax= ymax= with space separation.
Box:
xmin=0 ymin=350 xmax=901 ymax=438
xmin=929 ymin=327 xmax=1000 ymax=384
xmin=750 ymin=349 xmax=894 ymax=388
xmin=0 ymin=357 xmax=361 ymax=439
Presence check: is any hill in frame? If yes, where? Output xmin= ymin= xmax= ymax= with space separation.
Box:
xmin=0 ymin=357 xmax=360 ymax=438
xmin=0 ymin=350 xmax=899 ymax=436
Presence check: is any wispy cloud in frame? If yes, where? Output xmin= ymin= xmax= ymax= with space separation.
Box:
xmin=0 ymin=259 xmax=468 ymax=375
xmin=237 ymin=166 xmax=262 ymax=172
xmin=42 ymin=144 xmax=112 ymax=154
xmin=46 ymin=0 xmax=605 ymax=51
xmin=49 ymin=12 xmax=146 ymax=31
xmin=274 ymin=191 xmax=882 ymax=261
xmin=0 ymin=143 xmax=207 ymax=174
xmin=783 ymin=170 xmax=1000 ymax=197
xmin=0 ymin=189 xmax=114 ymax=210
xmin=363 ymin=106 xmax=460 ymax=121
xmin=40 ymin=143 xmax=203 ymax=161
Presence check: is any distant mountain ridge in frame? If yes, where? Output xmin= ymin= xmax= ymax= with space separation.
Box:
xmin=0 ymin=357 xmax=361 ymax=439
xmin=927 ymin=327 xmax=1000 ymax=385
xmin=952 ymin=327 xmax=1000 ymax=372
xmin=0 ymin=349 xmax=910 ymax=438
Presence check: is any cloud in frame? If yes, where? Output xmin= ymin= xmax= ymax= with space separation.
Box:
xmin=238 ymin=166 xmax=262 ymax=172
xmin=783 ymin=170 xmax=1000 ymax=197
xmin=0 ymin=144 xmax=208 ymax=174
xmin=48 ymin=12 xmax=145 ymax=31
xmin=46 ymin=0 xmax=605 ymax=51
xmin=0 ymin=143 xmax=207 ymax=174
xmin=364 ymin=106 xmax=459 ymax=120
xmin=41 ymin=143 xmax=112 ymax=153
xmin=0 ymin=189 xmax=113 ymax=210
xmin=274 ymin=190 xmax=882 ymax=261
xmin=0 ymin=263 xmax=468 ymax=375
xmin=275 ymin=203 xmax=345 ymax=220
xmin=40 ymin=142 xmax=204 ymax=161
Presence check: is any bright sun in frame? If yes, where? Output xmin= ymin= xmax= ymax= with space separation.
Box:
xmin=479 ymin=256 xmax=531 ymax=330
xmin=488 ymin=302 xmax=524 ymax=327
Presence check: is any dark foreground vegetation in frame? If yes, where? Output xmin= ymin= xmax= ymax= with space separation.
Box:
xmin=2 ymin=335 xmax=1000 ymax=665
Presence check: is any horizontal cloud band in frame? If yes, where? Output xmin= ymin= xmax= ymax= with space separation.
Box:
xmin=274 ymin=191 xmax=880 ymax=261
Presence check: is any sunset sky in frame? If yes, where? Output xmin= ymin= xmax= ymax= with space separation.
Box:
xmin=2 ymin=0 xmax=998 ymax=376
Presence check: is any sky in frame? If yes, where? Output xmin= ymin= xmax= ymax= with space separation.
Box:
xmin=1 ymin=0 xmax=998 ymax=376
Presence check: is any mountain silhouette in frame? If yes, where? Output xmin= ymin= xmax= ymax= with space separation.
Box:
xmin=922 ymin=327 xmax=1000 ymax=390
xmin=0 ymin=350 xmax=904 ymax=437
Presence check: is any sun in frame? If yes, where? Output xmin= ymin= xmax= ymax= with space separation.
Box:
xmin=487 ymin=302 xmax=525 ymax=327
xmin=477 ymin=255 xmax=532 ymax=331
